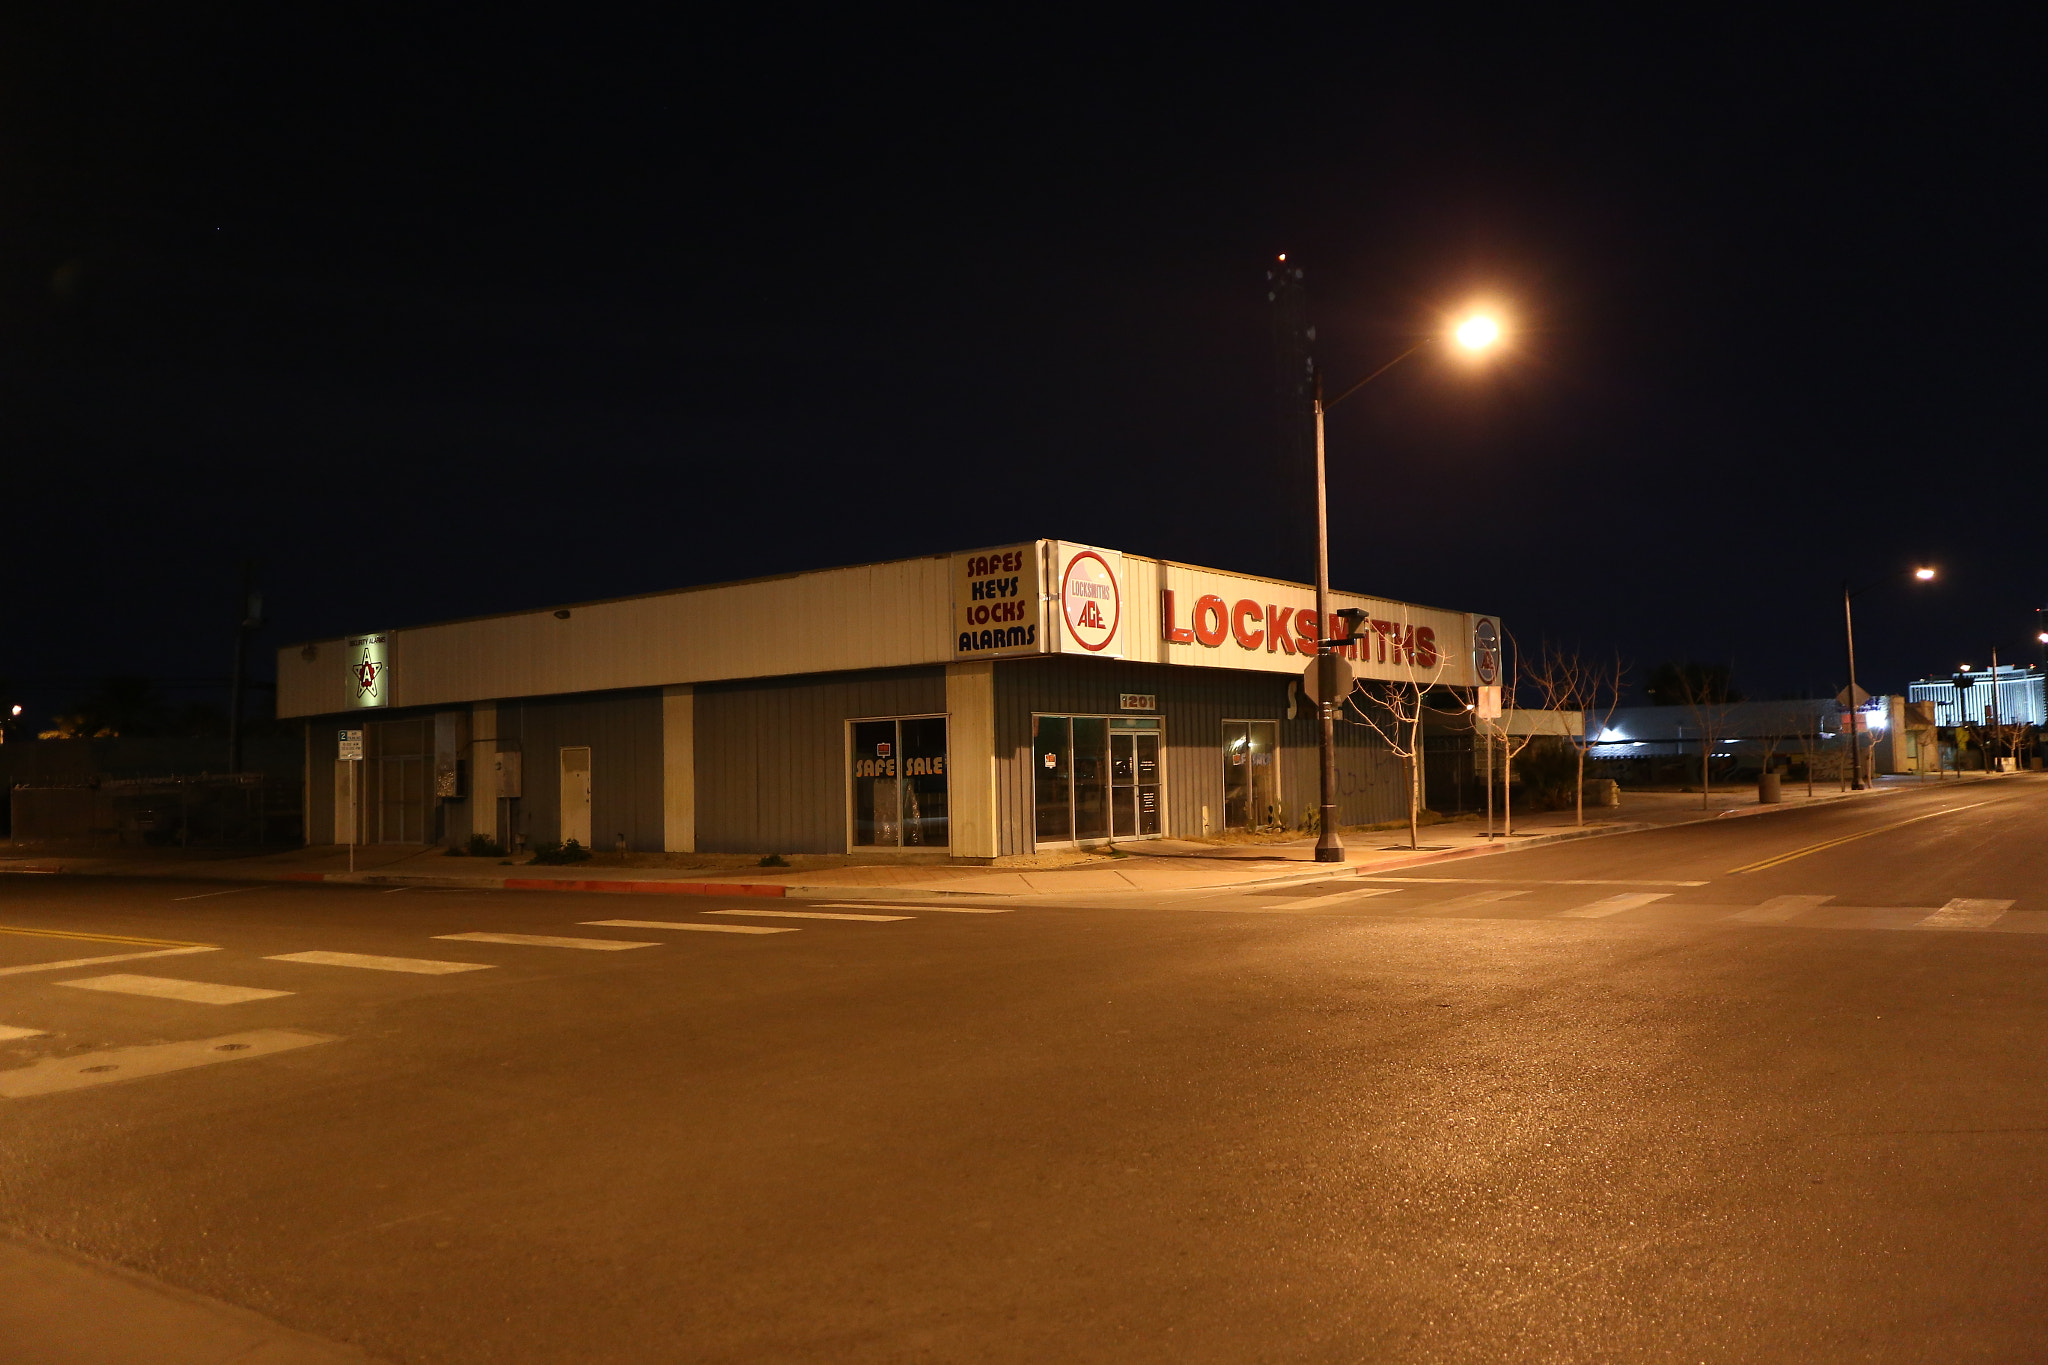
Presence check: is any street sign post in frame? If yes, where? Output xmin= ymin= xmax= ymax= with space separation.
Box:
xmin=339 ymin=730 xmax=364 ymax=872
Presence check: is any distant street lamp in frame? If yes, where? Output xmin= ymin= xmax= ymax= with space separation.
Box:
xmin=1843 ymin=566 xmax=1937 ymax=790
xmin=1306 ymin=304 xmax=1505 ymax=861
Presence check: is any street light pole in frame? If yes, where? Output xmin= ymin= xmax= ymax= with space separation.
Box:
xmin=1843 ymin=580 xmax=1865 ymax=790
xmin=1842 ymin=566 xmax=1937 ymax=791
xmin=1310 ymin=372 xmax=1344 ymax=861
xmin=1295 ymin=297 xmax=1502 ymax=863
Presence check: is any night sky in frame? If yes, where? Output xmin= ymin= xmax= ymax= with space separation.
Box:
xmin=4 ymin=11 xmax=2042 ymax=725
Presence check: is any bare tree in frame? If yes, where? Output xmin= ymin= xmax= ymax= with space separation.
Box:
xmin=1659 ymin=662 xmax=1737 ymax=808
xmin=1521 ymin=641 xmax=1628 ymax=826
xmin=1345 ymin=647 xmax=1455 ymax=850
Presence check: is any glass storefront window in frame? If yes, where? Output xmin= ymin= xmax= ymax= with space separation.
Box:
xmin=851 ymin=717 xmax=948 ymax=848
xmin=1222 ymin=720 xmax=1279 ymax=831
xmin=1034 ymin=715 xmax=1071 ymax=845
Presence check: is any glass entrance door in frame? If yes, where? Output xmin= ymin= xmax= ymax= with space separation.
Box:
xmin=1034 ymin=714 xmax=1164 ymax=846
xmin=1112 ymin=731 xmax=1161 ymax=837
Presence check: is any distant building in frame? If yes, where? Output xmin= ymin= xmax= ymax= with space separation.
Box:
xmin=1907 ymin=665 xmax=2045 ymax=728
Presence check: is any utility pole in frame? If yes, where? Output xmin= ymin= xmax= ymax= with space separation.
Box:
xmin=1843 ymin=581 xmax=1865 ymax=790
xmin=227 ymin=563 xmax=263 ymax=774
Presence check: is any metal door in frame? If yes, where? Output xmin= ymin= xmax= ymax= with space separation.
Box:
xmin=378 ymin=756 xmax=425 ymax=843
xmin=559 ymin=747 xmax=592 ymax=847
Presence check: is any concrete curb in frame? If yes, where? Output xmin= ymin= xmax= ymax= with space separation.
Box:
xmin=0 ymin=776 xmax=2016 ymax=902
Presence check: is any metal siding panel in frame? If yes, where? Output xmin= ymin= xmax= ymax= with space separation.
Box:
xmin=691 ymin=667 xmax=947 ymax=855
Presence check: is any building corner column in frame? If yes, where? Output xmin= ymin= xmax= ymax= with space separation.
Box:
xmin=946 ymin=662 xmax=999 ymax=859
xmin=470 ymin=701 xmax=498 ymax=848
xmin=662 ymin=685 xmax=696 ymax=853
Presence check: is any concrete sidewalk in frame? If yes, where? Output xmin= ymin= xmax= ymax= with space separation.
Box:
xmin=0 ymin=773 xmax=2001 ymax=902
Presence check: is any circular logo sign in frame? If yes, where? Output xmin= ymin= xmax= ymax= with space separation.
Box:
xmin=1061 ymin=551 xmax=1121 ymax=652
xmin=1473 ymin=617 xmax=1501 ymax=686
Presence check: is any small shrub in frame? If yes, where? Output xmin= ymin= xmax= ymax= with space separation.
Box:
xmin=528 ymin=838 xmax=591 ymax=865
xmin=467 ymin=833 xmax=505 ymax=858
xmin=757 ymin=853 xmax=789 ymax=867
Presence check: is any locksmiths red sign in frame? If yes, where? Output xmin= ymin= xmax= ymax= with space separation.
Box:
xmin=1159 ymin=591 xmax=1440 ymax=667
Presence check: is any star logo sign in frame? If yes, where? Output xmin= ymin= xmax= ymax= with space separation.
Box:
xmin=356 ymin=658 xmax=382 ymax=696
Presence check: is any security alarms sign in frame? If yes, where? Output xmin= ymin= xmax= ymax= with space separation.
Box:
xmin=1054 ymin=542 xmax=1124 ymax=657
xmin=951 ymin=544 xmax=1044 ymax=659
xmin=346 ymin=633 xmax=391 ymax=709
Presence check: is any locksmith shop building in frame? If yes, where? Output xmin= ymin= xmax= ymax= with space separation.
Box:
xmin=279 ymin=541 xmax=1499 ymax=859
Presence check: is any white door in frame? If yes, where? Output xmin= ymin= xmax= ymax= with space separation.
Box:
xmin=559 ymin=747 xmax=592 ymax=847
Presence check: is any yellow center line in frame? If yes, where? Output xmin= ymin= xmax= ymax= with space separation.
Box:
xmin=1727 ymin=802 xmax=1992 ymax=874
xmin=0 ymin=925 xmax=212 ymax=949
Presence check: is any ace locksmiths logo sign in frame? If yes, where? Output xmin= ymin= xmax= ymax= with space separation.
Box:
xmin=1056 ymin=541 xmax=1123 ymax=657
xmin=346 ymin=633 xmax=391 ymax=708
xmin=951 ymin=545 xmax=1044 ymax=659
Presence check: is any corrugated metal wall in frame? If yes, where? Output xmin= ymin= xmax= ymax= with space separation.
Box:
xmin=278 ymin=556 xmax=958 ymax=718
xmin=693 ymin=667 xmax=947 ymax=855
xmin=495 ymin=690 xmax=665 ymax=852
xmin=991 ymin=656 xmax=1407 ymax=854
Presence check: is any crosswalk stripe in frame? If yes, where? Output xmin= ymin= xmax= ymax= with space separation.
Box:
xmin=434 ymin=933 xmax=657 ymax=950
xmin=705 ymin=909 xmax=909 ymax=922
xmin=1252 ymin=888 xmax=1405 ymax=911
xmin=806 ymin=903 xmax=1011 ymax=914
xmin=56 ymin=974 xmax=292 ymax=1005
xmin=1557 ymin=892 xmax=1672 ymax=919
xmin=0 ymin=1025 xmax=47 ymax=1041
xmin=1914 ymin=898 xmax=2014 ymax=930
xmin=1417 ymin=889 xmax=1531 ymax=914
xmin=266 ymin=951 xmax=495 ymax=975
xmin=1728 ymin=894 xmax=1834 ymax=923
xmin=583 ymin=919 xmax=797 ymax=935
xmin=0 ymin=1029 xmax=335 ymax=1100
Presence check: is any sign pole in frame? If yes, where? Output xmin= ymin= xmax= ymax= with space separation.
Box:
xmin=350 ymin=757 xmax=358 ymax=874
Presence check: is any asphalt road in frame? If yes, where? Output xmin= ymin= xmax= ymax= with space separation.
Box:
xmin=2 ymin=776 xmax=2045 ymax=1363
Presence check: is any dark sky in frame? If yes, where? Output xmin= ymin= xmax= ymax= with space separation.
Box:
xmin=4 ymin=9 xmax=2043 ymax=720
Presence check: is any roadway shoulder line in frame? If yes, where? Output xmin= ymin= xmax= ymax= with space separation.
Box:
xmin=56 ymin=974 xmax=292 ymax=1005
xmin=434 ymin=932 xmax=658 ymax=950
xmin=0 ymin=946 xmax=222 ymax=978
xmin=582 ymin=919 xmax=797 ymax=935
xmin=0 ymin=924 xmax=212 ymax=949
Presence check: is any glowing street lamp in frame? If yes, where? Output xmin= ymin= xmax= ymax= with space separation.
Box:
xmin=1454 ymin=314 xmax=1502 ymax=352
xmin=1302 ymin=295 xmax=1508 ymax=860
xmin=1843 ymin=566 xmax=1937 ymax=790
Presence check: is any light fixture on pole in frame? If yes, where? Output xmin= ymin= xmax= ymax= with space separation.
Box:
xmin=1304 ymin=296 xmax=1505 ymax=861
xmin=1842 ymin=565 xmax=1937 ymax=790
